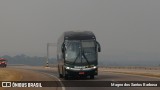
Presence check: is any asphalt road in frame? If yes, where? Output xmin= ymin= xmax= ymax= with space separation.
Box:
xmin=5 ymin=66 xmax=160 ymax=90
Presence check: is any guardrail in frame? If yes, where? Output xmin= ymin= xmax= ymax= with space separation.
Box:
xmin=100 ymin=66 xmax=160 ymax=70
xmin=44 ymin=64 xmax=160 ymax=70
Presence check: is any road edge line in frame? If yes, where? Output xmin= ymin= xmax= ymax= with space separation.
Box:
xmin=41 ymin=72 xmax=65 ymax=90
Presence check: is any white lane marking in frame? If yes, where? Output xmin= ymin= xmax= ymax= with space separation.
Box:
xmin=41 ymin=72 xmax=65 ymax=90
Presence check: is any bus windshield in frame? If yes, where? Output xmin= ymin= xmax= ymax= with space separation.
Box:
xmin=65 ymin=40 xmax=97 ymax=65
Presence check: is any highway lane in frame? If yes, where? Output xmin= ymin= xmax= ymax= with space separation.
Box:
xmin=8 ymin=66 xmax=160 ymax=90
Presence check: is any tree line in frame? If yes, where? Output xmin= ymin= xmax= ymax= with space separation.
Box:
xmin=1 ymin=54 xmax=56 ymax=66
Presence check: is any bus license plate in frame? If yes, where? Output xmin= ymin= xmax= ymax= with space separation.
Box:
xmin=79 ymin=72 xmax=85 ymax=75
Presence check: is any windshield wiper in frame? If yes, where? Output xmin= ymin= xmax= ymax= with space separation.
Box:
xmin=82 ymin=50 xmax=90 ymax=66
xmin=72 ymin=50 xmax=91 ymax=66
xmin=72 ymin=52 xmax=80 ymax=65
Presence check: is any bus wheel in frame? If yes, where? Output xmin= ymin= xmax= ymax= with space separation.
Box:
xmin=90 ymin=75 xmax=94 ymax=79
xmin=58 ymin=66 xmax=63 ymax=78
xmin=59 ymin=74 xmax=63 ymax=78
xmin=64 ymin=74 xmax=68 ymax=80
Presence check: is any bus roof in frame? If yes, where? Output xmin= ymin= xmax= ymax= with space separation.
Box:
xmin=64 ymin=31 xmax=96 ymax=40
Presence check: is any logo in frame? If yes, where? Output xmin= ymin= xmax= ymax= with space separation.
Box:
xmin=2 ymin=82 xmax=11 ymax=87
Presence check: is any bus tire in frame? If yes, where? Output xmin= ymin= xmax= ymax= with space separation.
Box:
xmin=63 ymin=68 xmax=68 ymax=80
xmin=59 ymin=74 xmax=63 ymax=78
xmin=64 ymin=74 xmax=68 ymax=80
xmin=90 ymin=75 xmax=94 ymax=79
xmin=58 ymin=65 xmax=63 ymax=78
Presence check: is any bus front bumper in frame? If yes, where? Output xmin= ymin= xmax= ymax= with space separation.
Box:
xmin=65 ymin=68 xmax=98 ymax=76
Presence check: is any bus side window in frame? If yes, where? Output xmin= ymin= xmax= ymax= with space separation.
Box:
xmin=61 ymin=43 xmax=66 ymax=53
xmin=96 ymin=41 xmax=101 ymax=52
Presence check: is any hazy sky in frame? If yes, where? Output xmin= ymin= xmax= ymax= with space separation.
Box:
xmin=0 ymin=0 xmax=160 ymax=65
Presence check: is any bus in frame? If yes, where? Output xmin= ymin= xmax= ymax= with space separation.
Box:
xmin=57 ymin=31 xmax=101 ymax=79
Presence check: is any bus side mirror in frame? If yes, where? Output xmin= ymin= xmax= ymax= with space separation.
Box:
xmin=97 ymin=42 xmax=101 ymax=52
xmin=61 ymin=43 xmax=66 ymax=53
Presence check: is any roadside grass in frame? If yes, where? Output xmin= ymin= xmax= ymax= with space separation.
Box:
xmin=0 ymin=68 xmax=22 ymax=81
xmin=108 ymin=71 xmax=160 ymax=78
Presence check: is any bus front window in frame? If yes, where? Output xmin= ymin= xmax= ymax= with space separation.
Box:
xmin=82 ymin=41 xmax=96 ymax=63
xmin=65 ymin=41 xmax=81 ymax=62
xmin=65 ymin=40 xmax=96 ymax=65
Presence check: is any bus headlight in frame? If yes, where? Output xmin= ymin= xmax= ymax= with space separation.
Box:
xmin=92 ymin=66 xmax=97 ymax=69
xmin=66 ymin=66 xmax=70 ymax=70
